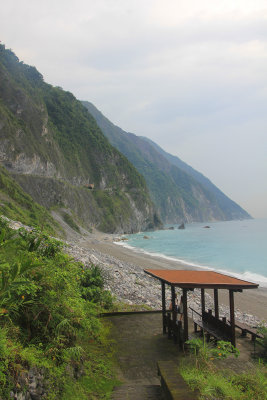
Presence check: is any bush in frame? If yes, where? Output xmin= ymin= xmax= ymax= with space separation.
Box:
xmin=0 ymin=218 xmax=116 ymax=398
xmin=186 ymin=338 xmax=239 ymax=363
xmin=79 ymin=265 xmax=113 ymax=309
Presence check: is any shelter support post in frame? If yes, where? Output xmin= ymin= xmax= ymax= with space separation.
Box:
xmin=229 ymin=290 xmax=236 ymax=347
xmin=171 ymin=285 xmax=177 ymax=342
xmin=161 ymin=281 xmax=166 ymax=334
xmin=214 ymin=289 xmax=219 ymax=319
xmin=201 ymin=288 xmax=205 ymax=315
xmin=144 ymin=269 xmax=258 ymax=349
xmin=183 ymin=288 xmax=188 ymax=342
xmin=171 ymin=285 xmax=176 ymax=323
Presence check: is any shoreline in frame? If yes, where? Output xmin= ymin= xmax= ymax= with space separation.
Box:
xmin=115 ymin=240 xmax=267 ymax=289
xmin=5 ymin=216 xmax=266 ymax=325
xmin=72 ymin=232 xmax=267 ymax=323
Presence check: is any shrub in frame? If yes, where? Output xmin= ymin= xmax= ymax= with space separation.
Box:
xmin=186 ymin=338 xmax=239 ymax=363
xmin=0 ymin=218 xmax=116 ymax=398
xmin=79 ymin=265 xmax=113 ymax=309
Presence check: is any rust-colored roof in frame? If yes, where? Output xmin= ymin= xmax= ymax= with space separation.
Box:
xmin=144 ymin=269 xmax=258 ymax=289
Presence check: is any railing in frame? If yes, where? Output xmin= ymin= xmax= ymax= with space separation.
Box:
xmin=189 ymin=306 xmax=202 ymax=319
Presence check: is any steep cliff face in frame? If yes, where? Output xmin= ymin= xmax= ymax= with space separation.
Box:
xmin=0 ymin=45 xmax=160 ymax=233
xmin=83 ymin=101 xmax=251 ymax=223
xmin=0 ymin=165 xmax=60 ymax=234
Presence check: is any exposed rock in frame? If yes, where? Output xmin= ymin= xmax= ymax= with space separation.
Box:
xmin=114 ymin=237 xmax=129 ymax=242
xmin=12 ymin=367 xmax=47 ymax=400
xmin=178 ymin=223 xmax=185 ymax=229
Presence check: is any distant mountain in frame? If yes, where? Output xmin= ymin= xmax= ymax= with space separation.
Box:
xmin=0 ymin=44 xmax=161 ymax=233
xmin=141 ymin=137 xmax=251 ymax=221
xmin=83 ymin=101 xmax=251 ymax=223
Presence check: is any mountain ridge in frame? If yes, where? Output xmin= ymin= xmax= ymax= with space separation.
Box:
xmin=0 ymin=44 xmax=160 ymax=233
xmin=83 ymin=101 xmax=251 ymax=223
xmin=142 ymin=136 xmax=251 ymax=221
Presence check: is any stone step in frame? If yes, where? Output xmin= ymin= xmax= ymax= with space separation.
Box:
xmin=111 ymin=384 xmax=164 ymax=400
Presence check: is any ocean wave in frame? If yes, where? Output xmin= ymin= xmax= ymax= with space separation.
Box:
xmin=215 ymin=269 xmax=267 ymax=288
xmin=114 ymin=240 xmax=267 ymax=288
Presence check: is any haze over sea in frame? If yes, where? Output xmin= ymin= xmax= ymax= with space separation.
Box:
xmin=121 ymin=219 xmax=267 ymax=288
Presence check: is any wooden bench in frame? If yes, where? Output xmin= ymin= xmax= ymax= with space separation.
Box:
xmin=157 ymin=360 xmax=199 ymax=400
xmin=230 ymin=320 xmax=264 ymax=342
xmin=194 ymin=319 xmax=232 ymax=342
xmin=190 ymin=308 xmax=232 ymax=343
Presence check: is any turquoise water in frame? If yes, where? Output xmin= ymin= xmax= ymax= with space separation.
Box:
xmin=120 ymin=219 xmax=267 ymax=287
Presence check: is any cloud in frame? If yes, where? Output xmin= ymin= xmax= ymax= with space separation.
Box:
xmin=1 ymin=0 xmax=267 ymax=216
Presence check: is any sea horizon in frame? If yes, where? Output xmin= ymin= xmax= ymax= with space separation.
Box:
xmin=116 ymin=218 xmax=267 ymax=288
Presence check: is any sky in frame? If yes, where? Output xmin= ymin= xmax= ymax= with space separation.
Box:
xmin=1 ymin=0 xmax=267 ymax=217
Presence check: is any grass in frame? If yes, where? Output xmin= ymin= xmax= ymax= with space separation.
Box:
xmin=61 ymin=328 xmax=120 ymax=400
xmin=181 ymin=362 xmax=267 ymax=400
xmin=109 ymin=302 xmax=153 ymax=313
xmin=61 ymin=211 xmax=81 ymax=233
xmin=180 ymin=339 xmax=267 ymax=400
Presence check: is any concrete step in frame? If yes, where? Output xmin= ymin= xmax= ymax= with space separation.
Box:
xmin=111 ymin=384 xmax=164 ymax=400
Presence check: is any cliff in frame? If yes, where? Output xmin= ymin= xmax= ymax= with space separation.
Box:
xmin=0 ymin=44 xmax=160 ymax=233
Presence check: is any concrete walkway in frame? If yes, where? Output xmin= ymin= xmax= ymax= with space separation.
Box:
xmin=108 ymin=313 xmax=181 ymax=399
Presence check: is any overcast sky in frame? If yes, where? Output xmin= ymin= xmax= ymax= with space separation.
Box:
xmin=1 ymin=0 xmax=267 ymax=217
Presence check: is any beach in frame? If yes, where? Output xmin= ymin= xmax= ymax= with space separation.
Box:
xmin=67 ymin=231 xmax=267 ymax=324
xmin=7 ymin=215 xmax=266 ymax=324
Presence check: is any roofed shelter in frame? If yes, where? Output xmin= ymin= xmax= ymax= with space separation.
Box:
xmin=144 ymin=270 xmax=258 ymax=347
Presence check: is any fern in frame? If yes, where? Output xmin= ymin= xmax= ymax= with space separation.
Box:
xmin=64 ymin=346 xmax=84 ymax=362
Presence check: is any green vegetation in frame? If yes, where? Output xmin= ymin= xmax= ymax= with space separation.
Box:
xmin=180 ymin=338 xmax=267 ymax=399
xmin=0 ymin=165 xmax=59 ymax=235
xmin=61 ymin=211 xmax=81 ymax=233
xmin=258 ymin=326 xmax=267 ymax=359
xmin=0 ymin=218 xmax=118 ymax=399
xmin=92 ymin=189 xmax=133 ymax=232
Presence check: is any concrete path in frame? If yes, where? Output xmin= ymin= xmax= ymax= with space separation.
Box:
xmin=108 ymin=313 xmax=181 ymax=400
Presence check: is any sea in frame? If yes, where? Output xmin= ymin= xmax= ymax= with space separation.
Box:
xmin=118 ymin=219 xmax=267 ymax=288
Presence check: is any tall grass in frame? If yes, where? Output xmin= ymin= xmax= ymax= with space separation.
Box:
xmin=180 ymin=338 xmax=267 ymax=400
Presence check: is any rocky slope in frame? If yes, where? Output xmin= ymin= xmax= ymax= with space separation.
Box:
xmin=0 ymin=44 xmax=161 ymax=233
xmin=0 ymin=164 xmax=59 ymax=234
xmin=83 ymin=101 xmax=251 ymax=223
